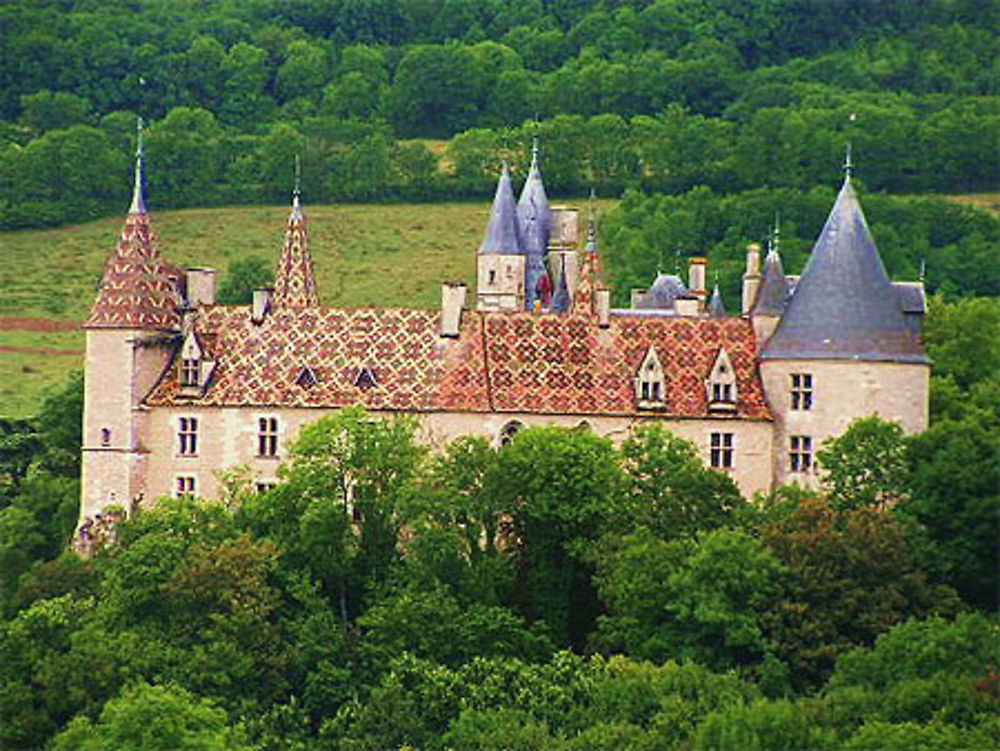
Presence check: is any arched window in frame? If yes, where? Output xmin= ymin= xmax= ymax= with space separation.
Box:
xmin=499 ymin=420 xmax=524 ymax=447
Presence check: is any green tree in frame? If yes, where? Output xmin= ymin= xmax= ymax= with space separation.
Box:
xmin=216 ymin=256 xmax=273 ymax=305
xmin=50 ymin=682 xmax=242 ymax=751
xmin=20 ymin=90 xmax=92 ymax=133
xmin=817 ymin=417 xmax=910 ymax=511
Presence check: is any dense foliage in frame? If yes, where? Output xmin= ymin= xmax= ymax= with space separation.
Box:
xmin=1 ymin=301 xmax=997 ymax=749
xmin=1 ymin=0 xmax=996 ymax=231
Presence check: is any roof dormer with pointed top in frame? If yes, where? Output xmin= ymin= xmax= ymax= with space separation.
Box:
xmin=272 ymin=188 xmax=319 ymax=309
xmin=761 ymin=174 xmax=927 ymax=363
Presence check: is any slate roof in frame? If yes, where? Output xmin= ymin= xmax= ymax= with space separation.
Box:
xmin=478 ymin=166 xmax=523 ymax=256
xmin=708 ymin=285 xmax=726 ymax=317
xmin=518 ymin=141 xmax=551 ymax=256
xmin=636 ymin=274 xmax=687 ymax=311
xmin=762 ymin=177 xmax=927 ymax=363
xmin=85 ymin=157 xmax=184 ymax=331
xmin=146 ymin=307 xmax=770 ymax=420
xmin=752 ymin=249 xmax=791 ymax=316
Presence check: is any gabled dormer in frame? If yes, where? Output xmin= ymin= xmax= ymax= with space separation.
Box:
xmin=635 ymin=345 xmax=666 ymax=410
xmin=178 ymin=331 xmax=215 ymax=397
xmin=705 ymin=347 xmax=737 ymax=413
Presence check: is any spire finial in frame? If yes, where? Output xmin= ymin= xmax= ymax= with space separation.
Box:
xmin=919 ymin=258 xmax=926 ymax=283
xmin=674 ymin=248 xmax=681 ymax=274
xmin=587 ymin=188 xmax=597 ymax=242
xmin=129 ymin=116 xmax=147 ymax=214
xmin=290 ymin=154 xmax=302 ymax=216
xmin=771 ymin=212 xmax=781 ymax=256
xmin=843 ymin=141 xmax=853 ymax=179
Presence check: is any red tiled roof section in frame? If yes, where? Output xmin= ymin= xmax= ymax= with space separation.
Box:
xmin=146 ymin=306 xmax=490 ymax=410
xmin=483 ymin=313 xmax=770 ymax=419
xmin=146 ymin=305 xmax=770 ymax=420
xmin=85 ymin=212 xmax=184 ymax=330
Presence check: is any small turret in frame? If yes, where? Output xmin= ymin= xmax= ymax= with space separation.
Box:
xmin=571 ymin=198 xmax=602 ymax=315
xmin=477 ymin=165 xmax=526 ymax=311
xmin=708 ymin=284 xmax=726 ymax=318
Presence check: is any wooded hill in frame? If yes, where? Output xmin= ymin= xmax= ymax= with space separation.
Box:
xmin=1 ymin=0 xmax=997 ymax=230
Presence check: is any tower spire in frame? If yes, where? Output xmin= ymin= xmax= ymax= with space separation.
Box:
xmin=273 ymin=160 xmax=318 ymax=308
xmin=128 ymin=117 xmax=146 ymax=215
xmin=292 ymin=154 xmax=302 ymax=217
xmin=843 ymin=142 xmax=853 ymax=180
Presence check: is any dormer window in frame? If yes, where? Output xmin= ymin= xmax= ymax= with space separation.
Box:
xmin=635 ymin=345 xmax=666 ymax=409
xmin=706 ymin=348 xmax=738 ymax=413
xmin=355 ymin=367 xmax=378 ymax=391
xmin=296 ymin=366 xmax=318 ymax=388
xmin=181 ymin=358 xmax=200 ymax=387
xmin=178 ymin=331 xmax=213 ymax=394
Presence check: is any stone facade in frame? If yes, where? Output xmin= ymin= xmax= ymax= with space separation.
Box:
xmin=78 ymin=150 xmax=929 ymax=530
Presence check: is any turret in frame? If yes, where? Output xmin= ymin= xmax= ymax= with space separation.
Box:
xmin=518 ymin=138 xmax=553 ymax=312
xmin=477 ymin=165 xmax=525 ymax=311
xmin=272 ymin=187 xmax=319 ymax=309
xmin=80 ymin=119 xmax=184 ymax=532
xmin=759 ymin=152 xmax=930 ymax=488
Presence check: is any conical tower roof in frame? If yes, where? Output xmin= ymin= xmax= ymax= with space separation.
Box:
xmin=518 ymin=138 xmax=551 ymax=257
xmin=752 ymin=247 xmax=791 ymax=316
xmin=273 ymin=189 xmax=319 ymax=308
xmin=762 ymin=176 xmax=926 ymax=363
xmin=85 ymin=129 xmax=183 ymax=331
xmin=551 ymin=256 xmax=571 ymax=313
xmin=708 ymin=284 xmax=726 ymax=317
xmin=478 ymin=165 xmax=523 ymax=256
xmin=571 ymin=209 xmax=602 ymax=315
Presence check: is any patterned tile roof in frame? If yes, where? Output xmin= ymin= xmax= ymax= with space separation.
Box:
xmin=84 ymin=210 xmax=184 ymax=331
xmin=146 ymin=305 xmax=770 ymax=421
xmin=272 ymin=195 xmax=319 ymax=308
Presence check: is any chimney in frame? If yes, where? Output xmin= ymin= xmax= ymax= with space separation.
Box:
xmin=184 ymin=267 xmax=216 ymax=307
xmin=742 ymin=243 xmax=762 ymax=315
xmin=675 ymin=294 xmax=701 ymax=317
xmin=630 ymin=288 xmax=648 ymax=308
xmin=548 ymin=207 xmax=579 ymax=251
xmin=440 ymin=282 xmax=467 ymax=337
xmin=688 ymin=257 xmax=707 ymax=298
xmin=595 ymin=287 xmax=611 ymax=328
xmin=252 ymin=287 xmax=273 ymax=324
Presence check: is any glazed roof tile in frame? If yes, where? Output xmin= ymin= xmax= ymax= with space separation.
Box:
xmin=146 ymin=307 xmax=770 ymax=420
xmin=762 ymin=177 xmax=927 ymax=363
xmin=273 ymin=194 xmax=319 ymax=308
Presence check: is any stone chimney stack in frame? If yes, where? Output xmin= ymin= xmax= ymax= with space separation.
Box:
xmin=742 ymin=243 xmax=762 ymax=314
xmin=595 ymin=287 xmax=611 ymax=328
xmin=184 ymin=267 xmax=216 ymax=307
xmin=688 ymin=257 xmax=707 ymax=298
xmin=440 ymin=282 xmax=467 ymax=338
xmin=252 ymin=287 xmax=273 ymax=324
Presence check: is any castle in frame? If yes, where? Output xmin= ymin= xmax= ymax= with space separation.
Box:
xmin=79 ymin=141 xmax=929 ymax=527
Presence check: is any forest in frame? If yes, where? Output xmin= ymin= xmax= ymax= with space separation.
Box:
xmin=1 ymin=1 xmax=998 ymax=748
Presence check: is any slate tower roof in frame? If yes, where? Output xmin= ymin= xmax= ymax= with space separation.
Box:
xmin=273 ymin=189 xmax=319 ymax=308
xmin=518 ymin=138 xmax=552 ymax=255
xmin=761 ymin=176 xmax=927 ymax=363
xmin=85 ymin=126 xmax=183 ymax=331
xmin=478 ymin=165 xmax=523 ymax=256
xmin=752 ymin=247 xmax=791 ymax=316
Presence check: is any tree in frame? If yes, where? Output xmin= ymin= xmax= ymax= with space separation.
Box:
xmin=621 ymin=424 xmax=744 ymax=540
xmin=216 ymin=256 xmax=273 ymax=305
xmin=817 ymin=417 xmax=910 ymax=511
xmin=492 ymin=426 xmax=626 ymax=648
xmin=50 ymin=682 xmax=242 ymax=751
xmin=20 ymin=90 xmax=92 ymax=133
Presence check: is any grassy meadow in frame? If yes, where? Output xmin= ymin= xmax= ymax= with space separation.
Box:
xmin=0 ymin=198 xmax=611 ymax=417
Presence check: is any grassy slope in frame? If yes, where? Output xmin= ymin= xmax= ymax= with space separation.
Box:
xmin=0 ymin=198 xmax=610 ymax=417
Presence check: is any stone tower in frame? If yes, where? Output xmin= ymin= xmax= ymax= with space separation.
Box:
xmin=759 ymin=170 xmax=929 ymax=485
xmin=476 ymin=165 xmax=525 ymax=311
xmin=80 ymin=129 xmax=185 ymax=523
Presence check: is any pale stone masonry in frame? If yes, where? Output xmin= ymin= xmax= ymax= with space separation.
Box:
xmin=79 ymin=147 xmax=929 ymax=529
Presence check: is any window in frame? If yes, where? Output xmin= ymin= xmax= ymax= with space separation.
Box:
xmin=355 ymin=367 xmax=378 ymax=391
xmin=710 ymin=432 xmax=734 ymax=469
xmin=175 ymin=475 xmax=196 ymax=498
xmin=636 ymin=345 xmax=666 ymax=408
xmin=178 ymin=416 xmax=198 ymax=456
xmin=100 ymin=428 xmax=111 ymax=447
xmin=712 ymin=382 xmax=733 ymax=403
xmin=256 ymin=481 xmax=276 ymax=494
xmin=488 ymin=269 xmax=497 ymax=285
xmin=790 ymin=435 xmax=812 ymax=472
xmin=499 ymin=421 xmax=523 ymax=446
xmin=791 ymin=373 xmax=813 ymax=410
xmin=258 ymin=417 xmax=279 ymax=457
xmin=180 ymin=358 xmax=200 ymax=387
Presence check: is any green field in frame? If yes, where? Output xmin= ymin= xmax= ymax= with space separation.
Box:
xmin=0 ymin=198 xmax=612 ymax=417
